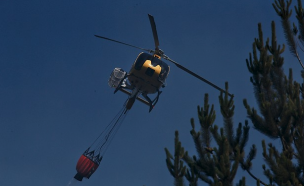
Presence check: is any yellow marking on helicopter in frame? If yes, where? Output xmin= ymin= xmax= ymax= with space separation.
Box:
xmin=128 ymin=53 xmax=167 ymax=94
xmin=129 ymin=60 xmax=161 ymax=93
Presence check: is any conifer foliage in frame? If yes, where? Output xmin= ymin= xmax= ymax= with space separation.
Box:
xmin=165 ymin=87 xmax=256 ymax=186
xmin=244 ymin=19 xmax=304 ymax=185
xmin=165 ymin=0 xmax=304 ymax=185
xmin=244 ymin=0 xmax=304 ymax=184
xmin=244 ymin=0 xmax=304 ymax=185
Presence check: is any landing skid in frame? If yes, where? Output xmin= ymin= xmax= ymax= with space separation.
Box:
xmin=116 ymin=87 xmax=161 ymax=112
xmin=142 ymin=89 xmax=162 ymax=112
xmin=112 ymin=74 xmax=162 ymax=112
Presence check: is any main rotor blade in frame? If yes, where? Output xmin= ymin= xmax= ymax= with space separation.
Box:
xmin=163 ymin=56 xmax=234 ymax=97
xmin=94 ymin=35 xmax=153 ymax=53
xmin=148 ymin=14 xmax=160 ymax=51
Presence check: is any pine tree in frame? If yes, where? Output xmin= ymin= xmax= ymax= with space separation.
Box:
xmin=244 ymin=20 xmax=304 ymax=185
xmin=244 ymin=0 xmax=304 ymax=185
xmin=165 ymin=86 xmax=258 ymax=186
xmin=165 ymin=0 xmax=304 ymax=185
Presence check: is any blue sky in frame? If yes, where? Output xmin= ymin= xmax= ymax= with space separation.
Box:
xmin=1 ymin=0 xmax=303 ymax=185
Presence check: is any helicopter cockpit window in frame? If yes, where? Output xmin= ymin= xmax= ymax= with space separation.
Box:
xmin=145 ymin=67 xmax=155 ymax=77
xmin=134 ymin=53 xmax=152 ymax=70
xmin=134 ymin=53 xmax=169 ymax=81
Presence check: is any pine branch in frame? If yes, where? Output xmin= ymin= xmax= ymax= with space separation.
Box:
xmin=164 ymin=131 xmax=187 ymax=186
xmin=236 ymin=177 xmax=246 ymax=186
xmin=295 ymin=0 xmax=304 ymax=44
xmin=197 ymin=94 xmax=215 ymax=147
xmin=243 ymin=99 xmax=279 ymax=138
xmin=219 ymin=83 xmax=235 ymax=148
xmin=185 ymin=167 xmax=198 ymax=186
xmin=239 ymin=144 xmax=268 ymax=186
xmin=190 ymin=119 xmax=204 ymax=156
xmin=261 ymin=140 xmax=302 ymax=185
xmin=239 ymin=121 xmax=250 ymax=152
xmin=273 ymin=0 xmax=304 ymax=69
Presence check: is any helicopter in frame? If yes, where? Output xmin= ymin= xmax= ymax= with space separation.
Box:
xmin=95 ymin=14 xmax=233 ymax=112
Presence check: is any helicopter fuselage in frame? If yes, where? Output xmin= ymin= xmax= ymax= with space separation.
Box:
xmin=127 ymin=52 xmax=170 ymax=95
xmin=108 ymin=52 xmax=170 ymax=112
